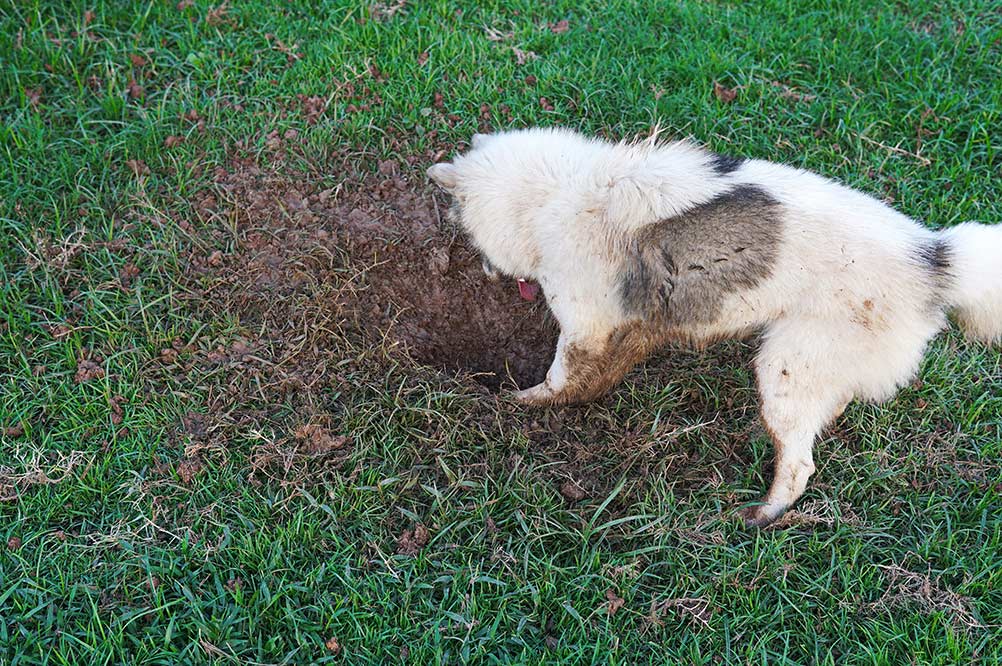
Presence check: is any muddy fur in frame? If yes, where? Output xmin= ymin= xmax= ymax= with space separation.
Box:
xmin=428 ymin=127 xmax=1002 ymax=527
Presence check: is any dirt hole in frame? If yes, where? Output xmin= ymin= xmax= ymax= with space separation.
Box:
xmin=187 ymin=156 xmax=558 ymax=391
xmin=365 ymin=241 xmax=558 ymax=390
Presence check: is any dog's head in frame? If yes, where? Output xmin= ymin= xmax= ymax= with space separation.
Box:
xmin=427 ymin=133 xmax=542 ymax=285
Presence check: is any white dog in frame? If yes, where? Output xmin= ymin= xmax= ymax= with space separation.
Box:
xmin=428 ymin=127 xmax=1002 ymax=526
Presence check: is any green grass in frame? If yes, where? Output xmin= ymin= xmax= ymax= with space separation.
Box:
xmin=2 ymin=0 xmax=1001 ymax=663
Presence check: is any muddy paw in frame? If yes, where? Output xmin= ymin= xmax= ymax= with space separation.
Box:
xmin=736 ymin=503 xmax=784 ymax=529
xmin=513 ymin=383 xmax=556 ymax=407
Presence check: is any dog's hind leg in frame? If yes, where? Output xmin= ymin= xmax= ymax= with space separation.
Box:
xmin=740 ymin=320 xmax=856 ymax=527
xmin=741 ymin=309 xmax=940 ymax=527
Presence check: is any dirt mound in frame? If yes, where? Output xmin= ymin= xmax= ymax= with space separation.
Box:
xmin=186 ymin=154 xmax=557 ymax=392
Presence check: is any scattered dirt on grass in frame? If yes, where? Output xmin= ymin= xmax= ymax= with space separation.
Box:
xmin=396 ymin=523 xmax=430 ymax=556
xmin=74 ymin=355 xmax=105 ymax=383
xmin=157 ymin=138 xmax=759 ymax=505
xmin=185 ymin=150 xmax=557 ymax=392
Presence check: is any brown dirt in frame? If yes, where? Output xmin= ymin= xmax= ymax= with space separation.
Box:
xmin=158 ymin=140 xmax=760 ymax=504
xmin=396 ymin=523 xmax=430 ymax=556
xmin=186 ymin=151 xmax=557 ymax=392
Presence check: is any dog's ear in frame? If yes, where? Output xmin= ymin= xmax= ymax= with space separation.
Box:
xmin=471 ymin=133 xmax=490 ymax=149
xmin=427 ymin=163 xmax=458 ymax=190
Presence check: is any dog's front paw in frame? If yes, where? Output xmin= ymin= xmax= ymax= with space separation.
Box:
xmin=513 ymin=382 xmax=556 ymax=407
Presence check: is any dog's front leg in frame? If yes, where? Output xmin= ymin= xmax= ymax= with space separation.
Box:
xmin=515 ymin=322 xmax=655 ymax=407
xmin=514 ymin=331 xmax=574 ymax=406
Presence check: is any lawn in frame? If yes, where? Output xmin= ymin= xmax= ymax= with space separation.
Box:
xmin=1 ymin=0 xmax=1000 ymax=664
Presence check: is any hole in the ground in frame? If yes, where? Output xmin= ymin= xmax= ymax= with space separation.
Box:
xmin=192 ymin=158 xmax=558 ymax=391
xmin=364 ymin=240 xmax=558 ymax=390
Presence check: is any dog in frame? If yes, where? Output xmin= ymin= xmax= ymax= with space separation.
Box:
xmin=427 ymin=127 xmax=1002 ymax=527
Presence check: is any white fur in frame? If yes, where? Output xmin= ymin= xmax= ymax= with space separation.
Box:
xmin=428 ymin=127 xmax=1001 ymax=525
xmin=941 ymin=223 xmax=1002 ymax=344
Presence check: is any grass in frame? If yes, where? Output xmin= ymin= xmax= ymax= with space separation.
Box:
xmin=1 ymin=0 xmax=1001 ymax=663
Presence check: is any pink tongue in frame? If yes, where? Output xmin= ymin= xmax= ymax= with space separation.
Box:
xmin=517 ymin=279 xmax=539 ymax=301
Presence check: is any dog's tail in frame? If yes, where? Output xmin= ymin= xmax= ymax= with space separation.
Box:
xmin=940 ymin=222 xmax=1002 ymax=344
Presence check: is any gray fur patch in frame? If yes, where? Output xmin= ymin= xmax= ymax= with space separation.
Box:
xmin=914 ymin=237 xmax=951 ymax=278
xmin=619 ymin=185 xmax=783 ymax=324
xmin=711 ymin=153 xmax=744 ymax=175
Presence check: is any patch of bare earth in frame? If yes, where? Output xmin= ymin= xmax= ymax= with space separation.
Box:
xmin=188 ymin=151 xmax=557 ymax=393
xmin=159 ymin=139 xmax=759 ymax=503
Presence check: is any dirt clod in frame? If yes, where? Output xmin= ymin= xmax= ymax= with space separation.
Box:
xmin=177 ymin=457 xmax=203 ymax=484
xmin=119 ymin=262 xmax=140 ymax=287
xmin=126 ymin=159 xmax=149 ymax=176
xmin=3 ymin=424 xmax=24 ymax=438
xmin=396 ymin=523 xmax=430 ymax=555
xmin=25 ymin=88 xmax=42 ymax=109
xmin=293 ymin=425 xmax=347 ymax=454
xmin=74 ymin=357 xmax=105 ymax=383
xmin=108 ymin=395 xmax=126 ymax=425
xmin=560 ymin=479 xmax=587 ymax=501
xmin=127 ymin=79 xmax=144 ymax=99
xmin=604 ymin=589 xmax=625 ymax=616
xmin=713 ymin=81 xmax=738 ymax=103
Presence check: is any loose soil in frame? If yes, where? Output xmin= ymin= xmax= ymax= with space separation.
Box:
xmin=187 ymin=152 xmax=557 ymax=392
xmin=162 ymin=141 xmax=761 ymax=502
